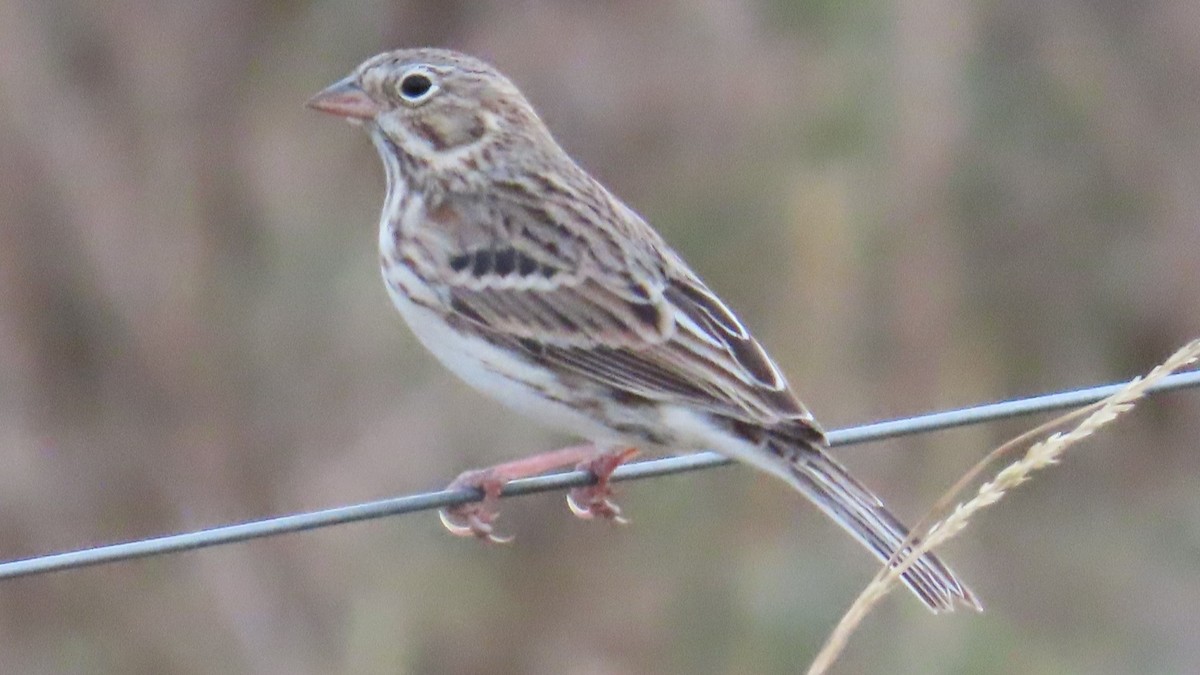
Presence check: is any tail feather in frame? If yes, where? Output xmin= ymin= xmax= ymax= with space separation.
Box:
xmin=771 ymin=437 xmax=980 ymax=613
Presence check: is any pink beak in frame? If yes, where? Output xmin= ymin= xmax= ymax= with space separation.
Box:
xmin=306 ymin=77 xmax=380 ymax=120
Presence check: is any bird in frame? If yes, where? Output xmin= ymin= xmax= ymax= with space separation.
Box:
xmin=307 ymin=47 xmax=978 ymax=612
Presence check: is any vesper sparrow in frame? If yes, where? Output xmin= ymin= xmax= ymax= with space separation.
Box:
xmin=308 ymin=48 xmax=978 ymax=612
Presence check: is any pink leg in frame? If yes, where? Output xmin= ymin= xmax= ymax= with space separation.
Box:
xmin=438 ymin=444 xmax=637 ymax=543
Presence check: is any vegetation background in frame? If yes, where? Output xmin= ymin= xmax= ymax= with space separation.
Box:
xmin=1 ymin=1 xmax=1197 ymax=672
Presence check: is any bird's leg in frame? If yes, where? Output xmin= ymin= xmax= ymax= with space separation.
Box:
xmin=567 ymin=446 xmax=639 ymax=523
xmin=440 ymin=443 xmax=635 ymax=543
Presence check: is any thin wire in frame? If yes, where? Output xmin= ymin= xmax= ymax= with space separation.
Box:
xmin=1 ymin=369 xmax=1196 ymax=581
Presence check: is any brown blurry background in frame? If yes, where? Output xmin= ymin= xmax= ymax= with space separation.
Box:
xmin=1 ymin=1 xmax=1198 ymax=673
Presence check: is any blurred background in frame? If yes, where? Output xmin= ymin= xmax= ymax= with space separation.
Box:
xmin=1 ymin=1 xmax=1198 ymax=673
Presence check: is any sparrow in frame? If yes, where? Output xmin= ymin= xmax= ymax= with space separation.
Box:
xmin=308 ymin=48 xmax=978 ymax=612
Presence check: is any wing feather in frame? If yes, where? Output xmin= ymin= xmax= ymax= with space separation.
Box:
xmin=411 ymin=188 xmax=818 ymax=431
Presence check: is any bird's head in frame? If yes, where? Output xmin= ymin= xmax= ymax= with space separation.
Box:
xmin=308 ymin=48 xmax=551 ymax=172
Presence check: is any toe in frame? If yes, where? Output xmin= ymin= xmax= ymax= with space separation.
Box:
xmin=438 ymin=505 xmax=514 ymax=544
xmin=567 ymin=489 xmax=630 ymax=524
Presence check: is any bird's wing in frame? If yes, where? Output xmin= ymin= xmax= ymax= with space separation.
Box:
xmin=404 ymin=186 xmax=821 ymax=434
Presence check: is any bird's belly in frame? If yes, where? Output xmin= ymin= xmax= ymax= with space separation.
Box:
xmin=380 ymin=265 xmax=624 ymax=444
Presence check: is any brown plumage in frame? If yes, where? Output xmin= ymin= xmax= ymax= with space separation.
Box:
xmin=309 ymin=48 xmax=979 ymax=612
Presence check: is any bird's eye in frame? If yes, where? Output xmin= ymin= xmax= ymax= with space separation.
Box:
xmin=398 ymin=71 xmax=435 ymax=102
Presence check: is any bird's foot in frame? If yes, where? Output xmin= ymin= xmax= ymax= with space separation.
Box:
xmin=439 ymin=468 xmax=515 ymax=544
xmin=567 ymin=447 xmax=638 ymax=524
xmin=437 ymin=444 xmax=602 ymax=543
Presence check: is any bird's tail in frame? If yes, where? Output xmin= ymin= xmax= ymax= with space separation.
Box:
xmin=770 ymin=435 xmax=980 ymax=613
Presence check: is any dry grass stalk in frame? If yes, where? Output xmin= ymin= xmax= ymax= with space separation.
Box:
xmin=807 ymin=339 xmax=1200 ymax=675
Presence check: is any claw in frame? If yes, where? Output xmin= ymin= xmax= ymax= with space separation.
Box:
xmin=438 ymin=508 xmax=514 ymax=544
xmin=437 ymin=504 xmax=515 ymax=544
xmin=438 ymin=469 xmax=514 ymax=543
xmin=565 ymin=447 xmax=638 ymax=524
xmin=567 ymin=490 xmax=630 ymax=524
xmin=438 ymin=508 xmax=478 ymax=537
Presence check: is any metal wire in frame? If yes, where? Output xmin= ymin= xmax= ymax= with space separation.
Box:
xmin=0 ymin=369 xmax=1196 ymax=581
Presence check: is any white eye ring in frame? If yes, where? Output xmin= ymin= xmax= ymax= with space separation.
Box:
xmin=397 ymin=68 xmax=438 ymax=104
